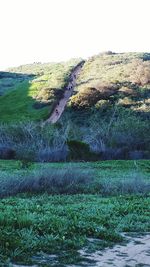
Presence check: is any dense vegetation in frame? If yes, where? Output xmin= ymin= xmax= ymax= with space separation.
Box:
xmin=69 ymin=52 xmax=150 ymax=111
xmin=0 ymin=160 xmax=149 ymax=197
xmin=0 ymin=52 xmax=150 ymax=265
xmin=0 ymin=194 xmax=150 ymax=265
xmin=60 ymin=52 xmax=150 ymax=160
xmin=0 ymin=164 xmax=149 ymax=266
xmin=0 ymin=53 xmax=150 ymax=160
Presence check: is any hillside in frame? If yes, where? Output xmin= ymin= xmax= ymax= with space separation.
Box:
xmin=0 ymin=52 xmax=150 ymax=160
xmin=1 ymin=52 xmax=150 ymax=122
xmin=67 ymin=52 xmax=150 ymax=112
xmin=60 ymin=52 xmax=150 ymax=160
xmin=0 ymin=53 xmax=150 ymax=266
xmin=0 ymin=59 xmax=82 ymax=122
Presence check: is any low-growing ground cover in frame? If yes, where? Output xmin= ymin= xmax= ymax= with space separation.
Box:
xmin=0 ymin=194 xmax=149 ymax=265
xmin=0 ymin=160 xmax=149 ymax=265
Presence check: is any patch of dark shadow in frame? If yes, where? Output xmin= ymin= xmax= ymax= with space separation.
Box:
xmin=0 ymin=71 xmax=36 ymax=95
xmin=116 ymin=81 xmax=139 ymax=90
xmin=135 ymin=264 xmax=150 ymax=267
xmin=0 ymin=146 xmax=16 ymax=160
xmin=33 ymin=102 xmax=50 ymax=109
xmin=32 ymin=250 xmax=95 ymax=266
xmin=106 ymin=60 xmax=123 ymax=66
xmin=0 ymin=71 xmax=35 ymax=79
xmin=76 ymin=78 xmax=97 ymax=87
xmin=33 ymin=87 xmax=64 ymax=109
xmin=140 ymin=53 xmax=150 ymax=61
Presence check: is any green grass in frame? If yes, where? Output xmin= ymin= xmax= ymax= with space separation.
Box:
xmin=0 ymin=159 xmax=149 ymax=180
xmin=0 ymin=81 xmax=49 ymax=122
xmin=0 ymin=160 xmax=149 ymax=265
xmin=0 ymin=194 xmax=149 ymax=265
xmin=0 ymin=59 xmax=82 ymax=122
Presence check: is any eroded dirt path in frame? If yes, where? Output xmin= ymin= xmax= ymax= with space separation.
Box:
xmin=76 ymin=233 xmax=150 ymax=267
xmin=12 ymin=234 xmax=150 ymax=267
xmin=45 ymin=62 xmax=84 ymax=124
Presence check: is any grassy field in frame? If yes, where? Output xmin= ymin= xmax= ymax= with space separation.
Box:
xmin=0 ymin=160 xmax=150 ymax=265
xmin=0 ymin=193 xmax=149 ymax=265
xmin=0 ymin=159 xmax=150 ymax=180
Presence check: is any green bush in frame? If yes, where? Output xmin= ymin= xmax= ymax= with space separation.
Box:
xmin=67 ymin=140 xmax=98 ymax=161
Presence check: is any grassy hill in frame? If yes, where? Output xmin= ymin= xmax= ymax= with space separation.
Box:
xmin=69 ymin=52 xmax=150 ymax=110
xmin=0 ymin=59 xmax=82 ymax=122
xmin=60 ymin=52 xmax=150 ymax=159
xmin=1 ymin=52 xmax=150 ymax=122
xmin=0 ymin=52 xmax=150 ymax=160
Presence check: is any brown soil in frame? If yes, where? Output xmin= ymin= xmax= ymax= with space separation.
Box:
xmin=45 ymin=64 xmax=83 ymax=124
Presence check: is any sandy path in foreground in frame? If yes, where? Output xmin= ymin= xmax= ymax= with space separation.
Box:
xmin=12 ymin=234 xmax=150 ymax=267
xmin=76 ymin=233 xmax=150 ymax=267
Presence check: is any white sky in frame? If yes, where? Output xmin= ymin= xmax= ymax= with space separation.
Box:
xmin=0 ymin=0 xmax=150 ymax=70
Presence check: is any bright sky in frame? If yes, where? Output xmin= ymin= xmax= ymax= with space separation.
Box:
xmin=0 ymin=0 xmax=149 ymax=70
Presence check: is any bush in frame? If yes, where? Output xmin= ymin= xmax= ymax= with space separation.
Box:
xmin=67 ymin=140 xmax=98 ymax=161
xmin=0 ymin=122 xmax=69 ymax=162
xmin=0 ymin=165 xmax=95 ymax=197
xmin=99 ymin=173 xmax=150 ymax=196
xmin=99 ymin=147 xmax=129 ymax=160
xmin=0 ymin=146 xmax=16 ymax=160
xmin=67 ymin=140 xmax=90 ymax=160
xmin=37 ymin=145 xmax=68 ymax=162
xmin=70 ymin=83 xmax=115 ymax=108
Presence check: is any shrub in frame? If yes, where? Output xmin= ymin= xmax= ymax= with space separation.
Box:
xmin=99 ymin=173 xmax=150 ymax=196
xmin=0 ymin=146 xmax=16 ymax=160
xmin=99 ymin=147 xmax=129 ymax=160
xmin=0 ymin=165 xmax=95 ymax=197
xmin=70 ymin=83 xmax=115 ymax=108
xmin=67 ymin=140 xmax=97 ymax=161
xmin=37 ymin=145 xmax=68 ymax=162
xmin=128 ymin=59 xmax=150 ymax=86
xmin=0 ymin=122 xmax=69 ymax=162
xmin=67 ymin=140 xmax=89 ymax=157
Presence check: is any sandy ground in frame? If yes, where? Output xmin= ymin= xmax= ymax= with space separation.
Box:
xmin=76 ymin=233 xmax=150 ymax=267
xmin=45 ymin=64 xmax=83 ymax=124
xmin=12 ymin=234 xmax=150 ymax=267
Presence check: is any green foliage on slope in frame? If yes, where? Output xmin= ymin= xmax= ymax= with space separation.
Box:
xmin=69 ymin=52 xmax=150 ymax=113
xmin=0 ymin=59 xmax=82 ymax=122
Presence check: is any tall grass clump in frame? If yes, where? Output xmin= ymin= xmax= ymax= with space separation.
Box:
xmin=0 ymin=165 xmax=150 ymax=197
xmin=99 ymin=172 xmax=150 ymax=196
xmin=0 ymin=165 xmax=95 ymax=197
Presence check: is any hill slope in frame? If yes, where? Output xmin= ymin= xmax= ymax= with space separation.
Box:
xmin=0 ymin=52 xmax=150 ymax=160
xmin=69 ymin=52 xmax=150 ymax=113
xmin=0 ymin=59 xmax=82 ymax=122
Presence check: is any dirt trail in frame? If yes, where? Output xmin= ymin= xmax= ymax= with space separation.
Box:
xmin=45 ymin=62 xmax=84 ymax=124
xmin=12 ymin=234 xmax=150 ymax=267
xmin=77 ymin=233 xmax=150 ymax=267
